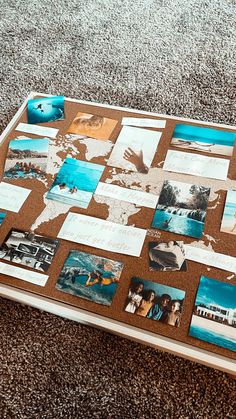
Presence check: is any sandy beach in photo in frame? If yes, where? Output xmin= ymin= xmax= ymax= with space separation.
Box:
xmin=172 ymin=137 xmax=234 ymax=156
xmin=190 ymin=315 xmax=236 ymax=340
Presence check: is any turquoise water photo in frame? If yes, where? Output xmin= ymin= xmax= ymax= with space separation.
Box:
xmin=56 ymin=250 xmax=124 ymax=306
xmin=190 ymin=276 xmax=236 ymax=352
xmin=152 ymin=180 xmax=210 ymax=238
xmin=172 ymin=123 xmax=235 ymax=156
xmin=47 ymin=158 xmax=105 ymax=208
xmin=152 ymin=208 xmax=204 ymax=238
xmin=189 ymin=325 xmax=236 ymax=352
xmin=221 ymin=190 xmax=236 ymax=234
xmin=0 ymin=212 xmax=6 ymax=226
xmin=27 ymin=95 xmax=65 ymax=124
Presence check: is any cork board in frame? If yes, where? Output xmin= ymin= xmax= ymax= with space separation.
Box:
xmin=0 ymin=93 xmax=235 ymax=361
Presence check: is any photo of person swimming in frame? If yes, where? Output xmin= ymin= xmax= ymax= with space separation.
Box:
xmin=67 ymin=111 xmax=118 ymax=140
xmin=56 ymin=250 xmax=124 ymax=306
xmin=148 ymin=241 xmax=187 ymax=271
xmin=47 ymin=158 xmax=105 ymax=209
xmin=152 ymin=180 xmax=210 ymax=239
xmin=27 ymin=96 xmax=65 ymax=124
xmin=124 ymin=277 xmax=185 ymax=327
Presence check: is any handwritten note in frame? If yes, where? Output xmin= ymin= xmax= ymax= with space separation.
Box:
xmin=163 ymin=150 xmax=229 ymax=181
xmin=122 ymin=117 xmax=166 ymax=129
xmin=16 ymin=122 xmax=58 ymax=139
xmin=0 ymin=261 xmax=48 ymax=286
xmin=0 ymin=182 xmax=31 ymax=212
xmin=95 ymin=183 xmax=159 ymax=209
xmin=184 ymin=245 xmax=236 ymax=273
xmin=58 ymin=213 xmax=147 ymax=257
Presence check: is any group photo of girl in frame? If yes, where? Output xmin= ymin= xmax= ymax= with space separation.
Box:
xmin=124 ymin=277 xmax=185 ymax=328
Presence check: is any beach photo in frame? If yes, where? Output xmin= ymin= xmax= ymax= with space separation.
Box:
xmin=27 ymin=95 xmax=65 ymax=124
xmin=47 ymin=157 xmax=104 ymax=208
xmin=56 ymin=250 xmax=124 ymax=306
xmin=107 ymin=126 xmax=161 ymax=173
xmin=189 ymin=276 xmax=236 ymax=352
xmin=67 ymin=112 xmax=118 ymax=140
xmin=220 ymin=190 xmax=236 ymax=235
xmin=152 ymin=180 xmax=210 ymax=238
xmin=124 ymin=277 xmax=185 ymax=327
xmin=0 ymin=230 xmax=60 ymax=272
xmin=171 ymin=123 xmax=236 ymax=157
xmin=148 ymin=241 xmax=187 ymax=271
xmin=4 ymin=138 xmax=49 ymax=179
xmin=0 ymin=212 xmax=6 ymax=226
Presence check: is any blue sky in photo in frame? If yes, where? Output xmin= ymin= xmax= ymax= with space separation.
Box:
xmin=196 ymin=276 xmax=236 ymax=310
xmin=9 ymin=138 xmax=49 ymax=153
xmin=173 ymin=124 xmax=236 ymax=146
xmin=27 ymin=96 xmax=64 ymax=124
xmin=131 ymin=277 xmax=185 ymax=300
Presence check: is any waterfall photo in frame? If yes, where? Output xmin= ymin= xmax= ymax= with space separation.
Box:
xmin=152 ymin=180 xmax=210 ymax=238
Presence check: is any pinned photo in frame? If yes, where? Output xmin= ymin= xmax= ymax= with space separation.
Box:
xmin=0 ymin=230 xmax=60 ymax=272
xmin=47 ymin=158 xmax=105 ymax=209
xmin=27 ymin=96 xmax=65 ymax=124
xmin=171 ymin=123 xmax=236 ymax=157
xmin=107 ymin=126 xmax=161 ymax=173
xmin=152 ymin=180 xmax=210 ymax=238
xmin=124 ymin=277 xmax=185 ymax=327
xmin=67 ymin=112 xmax=118 ymax=140
xmin=220 ymin=190 xmax=236 ymax=235
xmin=56 ymin=250 xmax=124 ymax=306
xmin=148 ymin=241 xmax=187 ymax=271
xmin=0 ymin=212 xmax=6 ymax=227
xmin=4 ymin=138 xmax=49 ymax=179
xmin=189 ymin=276 xmax=236 ymax=352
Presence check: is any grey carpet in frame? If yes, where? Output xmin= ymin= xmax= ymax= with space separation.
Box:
xmin=0 ymin=0 xmax=236 ymax=418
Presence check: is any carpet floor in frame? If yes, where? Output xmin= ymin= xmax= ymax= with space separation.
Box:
xmin=0 ymin=0 xmax=236 ymax=418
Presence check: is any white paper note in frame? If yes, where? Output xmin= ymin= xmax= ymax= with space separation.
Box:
xmin=107 ymin=126 xmax=162 ymax=172
xmin=0 ymin=182 xmax=31 ymax=212
xmin=0 ymin=261 xmax=48 ymax=286
xmin=16 ymin=122 xmax=58 ymax=139
xmin=58 ymin=213 xmax=146 ymax=257
xmin=122 ymin=117 xmax=166 ymax=129
xmin=184 ymin=245 xmax=236 ymax=273
xmin=163 ymin=150 xmax=230 ymax=181
xmin=95 ymin=182 xmax=158 ymax=209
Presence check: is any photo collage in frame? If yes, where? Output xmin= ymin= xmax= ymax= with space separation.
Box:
xmin=0 ymin=94 xmax=235 ymax=354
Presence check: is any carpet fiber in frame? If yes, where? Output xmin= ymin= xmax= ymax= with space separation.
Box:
xmin=0 ymin=1 xmax=236 ymax=417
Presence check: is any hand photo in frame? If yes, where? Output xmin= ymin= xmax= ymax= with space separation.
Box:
xmin=107 ymin=126 xmax=161 ymax=173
